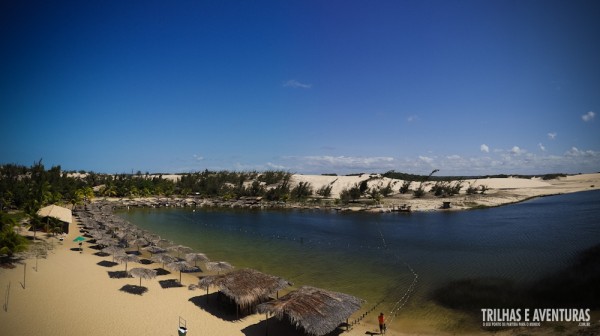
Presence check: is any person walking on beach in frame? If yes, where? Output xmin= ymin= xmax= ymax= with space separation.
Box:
xmin=378 ymin=312 xmax=386 ymax=334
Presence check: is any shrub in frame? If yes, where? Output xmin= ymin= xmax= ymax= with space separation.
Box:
xmin=316 ymin=184 xmax=333 ymax=198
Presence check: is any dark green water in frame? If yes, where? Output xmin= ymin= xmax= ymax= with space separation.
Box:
xmin=119 ymin=190 xmax=600 ymax=332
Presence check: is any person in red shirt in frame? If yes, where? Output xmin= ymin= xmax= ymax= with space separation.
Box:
xmin=378 ymin=312 xmax=386 ymax=334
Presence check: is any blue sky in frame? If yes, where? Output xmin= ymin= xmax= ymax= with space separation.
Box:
xmin=1 ymin=0 xmax=599 ymax=175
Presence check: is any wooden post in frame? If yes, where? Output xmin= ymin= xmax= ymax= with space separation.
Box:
xmin=3 ymin=281 xmax=10 ymax=312
xmin=22 ymin=262 xmax=26 ymax=289
xmin=265 ymin=313 xmax=269 ymax=336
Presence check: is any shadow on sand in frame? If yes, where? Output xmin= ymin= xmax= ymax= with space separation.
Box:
xmin=108 ymin=271 xmax=131 ymax=279
xmin=154 ymin=268 xmax=171 ymax=276
xmin=188 ymin=293 xmax=239 ymax=322
xmin=159 ymin=279 xmax=184 ymax=289
xmin=97 ymin=260 xmax=119 ymax=268
xmin=119 ymin=284 xmax=148 ymax=295
xmin=93 ymin=252 xmax=110 ymax=257
xmin=241 ymin=317 xmax=345 ymax=336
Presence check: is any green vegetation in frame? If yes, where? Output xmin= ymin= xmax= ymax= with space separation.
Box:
xmin=316 ymin=184 xmax=333 ymax=198
xmin=430 ymin=180 xmax=463 ymax=197
xmin=290 ymin=182 xmax=313 ymax=201
xmin=0 ymin=163 xmax=297 ymax=211
xmin=0 ymin=212 xmax=28 ymax=260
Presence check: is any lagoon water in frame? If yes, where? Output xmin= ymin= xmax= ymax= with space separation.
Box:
xmin=119 ymin=190 xmax=600 ymax=331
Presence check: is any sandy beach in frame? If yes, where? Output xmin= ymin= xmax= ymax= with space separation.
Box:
xmin=0 ymin=217 xmax=388 ymax=336
xmin=1 ymin=174 xmax=599 ymax=336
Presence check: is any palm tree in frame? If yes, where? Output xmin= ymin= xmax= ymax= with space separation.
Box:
xmin=0 ymin=213 xmax=28 ymax=261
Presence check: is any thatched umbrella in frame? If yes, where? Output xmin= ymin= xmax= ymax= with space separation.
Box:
xmin=166 ymin=260 xmax=195 ymax=283
xmin=152 ymin=253 xmax=176 ymax=268
xmin=144 ymin=245 xmax=166 ymax=256
xmin=199 ymin=268 xmax=291 ymax=316
xmin=143 ymin=233 xmax=161 ymax=243
xmin=256 ymin=286 xmax=364 ymax=336
xmin=205 ymin=261 xmax=233 ymax=274
xmin=130 ymin=237 xmax=148 ymax=252
xmin=168 ymin=245 xmax=193 ymax=258
xmin=128 ymin=267 xmax=157 ymax=287
xmin=115 ymin=253 xmax=140 ymax=272
xmin=185 ymin=252 xmax=209 ymax=267
xmin=96 ymin=237 xmax=116 ymax=247
xmin=102 ymin=246 xmax=125 ymax=262
xmin=153 ymin=238 xmax=172 ymax=248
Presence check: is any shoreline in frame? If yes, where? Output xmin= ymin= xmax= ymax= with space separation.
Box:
xmin=95 ymin=173 xmax=600 ymax=213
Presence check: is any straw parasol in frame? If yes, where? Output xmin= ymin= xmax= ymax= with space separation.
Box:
xmin=199 ymin=268 xmax=291 ymax=314
xmin=144 ymin=245 xmax=166 ymax=256
xmin=185 ymin=252 xmax=209 ymax=267
xmin=166 ymin=260 xmax=195 ymax=283
xmin=205 ymin=261 xmax=233 ymax=274
xmin=102 ymin=245 xmax=124 ymax=258
xmin=256 ymin=286 xmax=364 ymax=336
xmin=129 ymin=237 xmax=148 ymax=252
xmin=115 ymin=253 xmax=140 ymax=272
xmin=128 ymin=267 xmax=157 ymax=287
xmin=153 ymin=238 xmax=172 ymax=248
xmin=152 ymin=254 xmax=177 ymax=268
xmin=96 ymin=237 xmax=116 ymax=247
xmin=168 ymin=245 xmax=193 ymax=258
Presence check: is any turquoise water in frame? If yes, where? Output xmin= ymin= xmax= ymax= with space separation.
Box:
xmin=118 ymin=190 xmax=600 ymax=331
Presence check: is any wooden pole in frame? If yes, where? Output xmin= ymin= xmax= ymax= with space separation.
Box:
xmin=265 ymin=313 xmax=268 ymax=336
xmin=22 ymin=263 xmax=26 ymax=289
xmin=3 ymin=281 xmax=10 ymax=312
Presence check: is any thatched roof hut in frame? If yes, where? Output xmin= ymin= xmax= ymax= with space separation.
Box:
xmin=37 ymin=204 xmax=72 ymax=233
xmin=199 ymin=268 xmax=291 ymax=312
xmin=37 ymin=204 xmax=72 ymax=224
xmin=256 ymin=286 xmax=364 ymax=336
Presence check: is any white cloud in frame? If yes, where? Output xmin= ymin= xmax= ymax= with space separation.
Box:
xmin=407 ymin=115 xmax=418 ymax=122
xmin=538 ymin=143 xmax=546 ymax=152
xmin=582 ymin=111 xmax=595 ymax=122
xmin=281 ymin=155 xmax=395 ymax=174
xmin=283 ymin=79 xmax=312 ymax=89
xmin=446 ymin=155 xmax=461 ymax=160
xmin=510 ymin=146 xmax=526 ymax=155
xmin=266 ymin=162 xmax=286 ymax=170
xmin=565 ymin=147 xmax=599 ymax=157
xmin=418 ymin=156 xmax=434 ymax=164
xmin=547 ymin=132 xmax=557 ymax=140
xmin=192 ymin=154 xmax=204 ymax=161
xmin=480 ymin=144 xmax=490 ymax=153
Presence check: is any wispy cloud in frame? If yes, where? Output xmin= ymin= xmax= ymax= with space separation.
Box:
xmin=193 ymin=154 xmax=204 ymax=161
xmin=480 ymin=144 xmax=490 ymax=153
xmin=419 ymin=156 xmax=434 ymax=164
xmin=538 ymin=143 xmax=546 ymax=152
xmin=582 ymin=111 xmax=595 ymax=122
xmin=547 ymin=132 xmax=557 ymax=140
xmin=283 ymin=79 xmax=312 ymax=89
xmin=565 ymin=147 xmax=599 ymax=157
xmin=407 ymin=115 xmax=418 ymax=122
xmin=282 ymin=155 xmax=394 ymax=173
